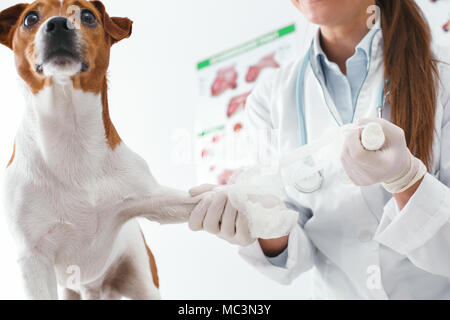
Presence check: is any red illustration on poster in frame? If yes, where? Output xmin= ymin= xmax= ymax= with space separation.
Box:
xmin=246 ymin=53 xmax=280 ymax=83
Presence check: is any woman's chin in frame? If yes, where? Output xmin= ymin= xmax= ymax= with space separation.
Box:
xmin=303 ymin=12 xmax=335 ymax=25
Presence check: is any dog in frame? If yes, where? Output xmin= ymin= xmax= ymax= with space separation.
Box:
xmin=0 ymin=0 xmax=198 ymax=300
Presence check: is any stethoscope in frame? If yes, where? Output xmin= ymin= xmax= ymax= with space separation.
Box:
xmin=293 ymin=45 xmax=390 ymax=193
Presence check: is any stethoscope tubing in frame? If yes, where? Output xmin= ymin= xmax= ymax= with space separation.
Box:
xmin=293 ymin=44 xmax=389 ymax=193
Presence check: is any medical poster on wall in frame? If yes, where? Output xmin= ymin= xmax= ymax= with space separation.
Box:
xmin=195 ymin=24 xmax=300 ymax=185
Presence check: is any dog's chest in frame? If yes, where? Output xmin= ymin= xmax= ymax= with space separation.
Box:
xmin=7 ymin=172 xmax=102 ymax=245
xmin=3 ymin=140 xmax=155 ymax=255
xmin=4 ymin=152 xmax=153 ymax=287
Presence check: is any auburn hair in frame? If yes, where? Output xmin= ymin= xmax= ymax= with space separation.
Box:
xmin=376 ymin=0 xmax=439 ymax=170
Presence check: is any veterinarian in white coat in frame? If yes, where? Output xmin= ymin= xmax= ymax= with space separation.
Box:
xmin=189 ymin=0 xmax=450 ymax=299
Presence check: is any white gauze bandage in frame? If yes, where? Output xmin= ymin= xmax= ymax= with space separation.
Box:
xmin=224 ymin=168 xmax=299 ymax=239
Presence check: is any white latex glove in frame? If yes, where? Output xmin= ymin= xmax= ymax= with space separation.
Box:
xmin=188 ymin=184 xmax=255 ymax=246
xmin=341 ymin=118 xmax=427 ymax=193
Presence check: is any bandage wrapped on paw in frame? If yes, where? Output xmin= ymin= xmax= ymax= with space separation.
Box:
xmin=221 ymin=168 xmax=299 ymax=239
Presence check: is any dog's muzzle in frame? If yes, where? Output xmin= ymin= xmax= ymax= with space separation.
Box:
xmin=36 ymin=17 xmax=88 ymax=75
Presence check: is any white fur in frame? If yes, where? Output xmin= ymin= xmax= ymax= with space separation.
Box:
xmin=2 ymin=79 xmax=197 ymax=300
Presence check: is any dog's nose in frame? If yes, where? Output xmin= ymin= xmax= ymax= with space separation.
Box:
xmin=45 ymin=17 xmax=71 ymax=35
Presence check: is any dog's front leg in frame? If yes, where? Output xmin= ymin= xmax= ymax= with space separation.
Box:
xmin=117 ymin=186 xmax=200 ymax=225
xmin=18 ymin=253 xmax=58 ymax=300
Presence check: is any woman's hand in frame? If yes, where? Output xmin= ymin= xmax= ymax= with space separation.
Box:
xmin=188 ymin=184 xmax=255 ymax=246
xmin=341 ymin=118 xmax=427 ymax=194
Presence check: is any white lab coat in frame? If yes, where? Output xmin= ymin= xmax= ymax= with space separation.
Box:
xmin=239 ymin=30 xmax=450 ymax=299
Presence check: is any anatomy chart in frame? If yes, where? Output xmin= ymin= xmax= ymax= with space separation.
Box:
xmin=195 ymin=24 xmax=300 ymax=184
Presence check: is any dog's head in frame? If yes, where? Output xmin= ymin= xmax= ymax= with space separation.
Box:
xmin=0 ymin=0 xmax=132 ymax=94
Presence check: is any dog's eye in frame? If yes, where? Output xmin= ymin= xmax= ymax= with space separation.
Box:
xmin=23 ymin=11 xmax=40 ymax=28
xmin=81 ymin=9 xmax=97 ymax=26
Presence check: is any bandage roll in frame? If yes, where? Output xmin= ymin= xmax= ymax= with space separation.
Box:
xmin=361 ymin=122 xmax=385 ymax=151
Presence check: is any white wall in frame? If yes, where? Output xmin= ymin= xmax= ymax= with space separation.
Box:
xmin=416 ymin=0 xmax=449 ymax=47
xmin=0 ymin=0 xmax=311 ymax=299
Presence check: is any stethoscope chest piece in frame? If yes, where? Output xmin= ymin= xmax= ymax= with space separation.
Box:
xmin=294 ymin=168 xmax=323 ymax=193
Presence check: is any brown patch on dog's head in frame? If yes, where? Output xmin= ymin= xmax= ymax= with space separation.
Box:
xmin=0 ymin=0 xmax=133 ymax=95
xmin=0 ymin=3 xmax=49 ymax=94
xmin=0 ymin=3 xmax=28 ymax=49
xmin=70 ymin=0 xmax=133 ymax=94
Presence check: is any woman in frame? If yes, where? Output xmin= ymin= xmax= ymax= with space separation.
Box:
xmin=189 ymin=0 xmax=450 ymax=299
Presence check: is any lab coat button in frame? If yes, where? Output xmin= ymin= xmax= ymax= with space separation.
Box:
xmin=358 ymin=230 xmax=373 ymax=243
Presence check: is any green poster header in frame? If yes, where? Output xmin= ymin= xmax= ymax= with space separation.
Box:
xmin=197 ymin=24 xmax=296 ymax=70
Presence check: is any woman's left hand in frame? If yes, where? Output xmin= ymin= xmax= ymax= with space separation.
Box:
xmin=341 ymin=118 xmax=427 ymax=194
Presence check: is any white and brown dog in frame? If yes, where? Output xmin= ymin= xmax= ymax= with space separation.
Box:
xmin=0 ymin=0 xmax=198 ymax=300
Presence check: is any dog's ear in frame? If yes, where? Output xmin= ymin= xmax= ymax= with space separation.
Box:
xmin=91 ymin=1 xmax=133 ymax=45
xmin=0 ymin=3 xmax=28 ymax=49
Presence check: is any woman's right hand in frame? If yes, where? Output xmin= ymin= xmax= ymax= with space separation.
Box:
xmin=188 ymin=184 xmax=255 ymax=246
